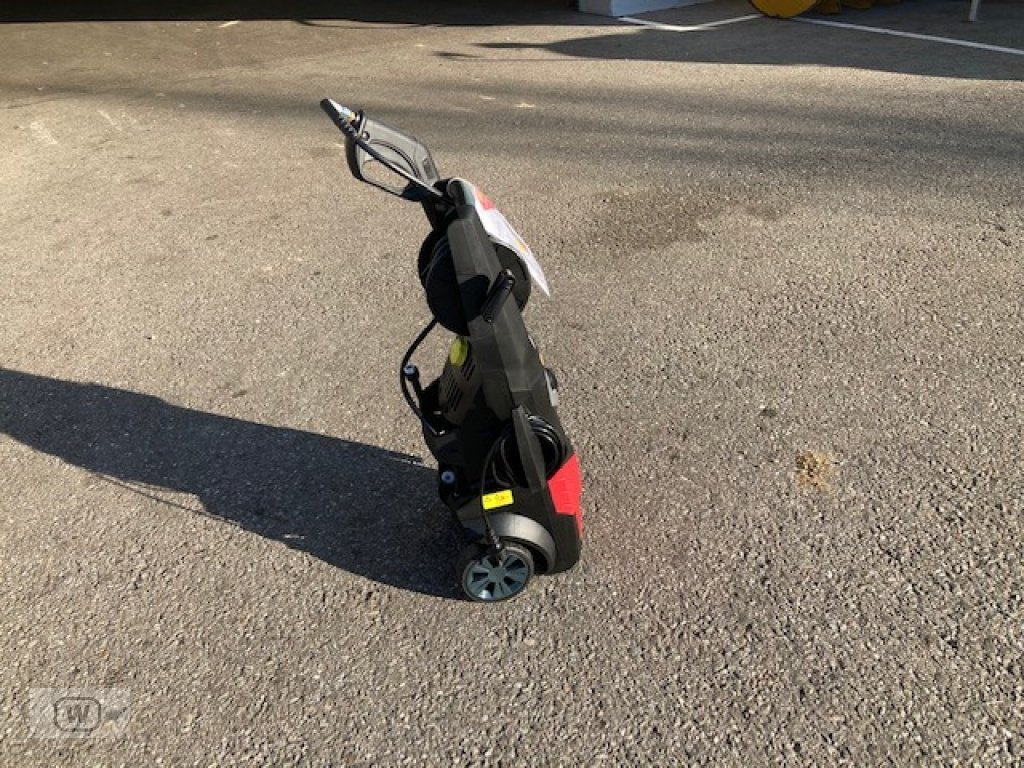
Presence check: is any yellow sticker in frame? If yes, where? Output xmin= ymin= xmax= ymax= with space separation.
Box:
xmin=448 ymin=337 xmax=469 ymax=366
xmin=481 ymin=489 xmax=514 ymax=510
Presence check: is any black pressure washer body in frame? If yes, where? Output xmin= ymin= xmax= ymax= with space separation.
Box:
xmin=321 ymin=99 xmax=583 ymax=602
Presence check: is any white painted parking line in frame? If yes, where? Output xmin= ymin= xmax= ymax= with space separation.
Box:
xmin=792 ymin=17 xmax=1024 ymax=57
xmin=29 ymin=121 xmax=58 ymax=145
xmin=620 ymin=10 xmax=1023 ymax=58
xmin=620 ymin=14 xmax=761 ymax=33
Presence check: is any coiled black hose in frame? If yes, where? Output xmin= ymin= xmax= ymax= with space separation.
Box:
xmin=488 ymin=415 xmax=567 ymax=488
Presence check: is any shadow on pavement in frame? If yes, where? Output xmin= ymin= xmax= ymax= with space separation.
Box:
xmin=0 ymin=0 xmax=574 ymax=25
xmin=3 ymin=0 xmax=1019 ymax=82
xmin=470 ymin=4 xmax=1024 ymax=82
xmin=0 ymin=367 xmax=463 ymax=599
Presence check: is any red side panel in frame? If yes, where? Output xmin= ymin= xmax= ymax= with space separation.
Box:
xmin=548 ymin=453 xmax=583 ymax=536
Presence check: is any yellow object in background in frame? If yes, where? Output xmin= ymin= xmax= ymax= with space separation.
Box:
xmin=750 ymin=0 xmax=901 ymax=17
xmin=748 ymin=0 xmax=818 ymax=17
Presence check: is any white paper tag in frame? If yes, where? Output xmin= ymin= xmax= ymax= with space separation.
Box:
xmin=460 ymin=180 xmax=551 ymax=296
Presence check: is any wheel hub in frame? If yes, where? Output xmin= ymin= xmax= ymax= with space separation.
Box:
xmin=465 ymin=550 xmax=530 ymax=601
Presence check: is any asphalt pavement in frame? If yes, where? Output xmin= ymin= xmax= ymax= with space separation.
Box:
xmin=2 ymin=0 xmax=1022 ymax=764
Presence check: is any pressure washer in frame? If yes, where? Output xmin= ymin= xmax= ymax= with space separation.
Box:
xmin=320 ymin=99 xmax=583 ymax=602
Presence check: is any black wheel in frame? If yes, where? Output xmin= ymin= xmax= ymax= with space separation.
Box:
xmin=458 ymin=541 xmax=534 ymax=603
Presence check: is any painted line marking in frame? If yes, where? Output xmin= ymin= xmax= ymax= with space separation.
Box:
xmin=620 ymin=14 xmax=761 ymax=33
xmin=29 ymin=121 xmax=58 ymax=145
xmin=792 ymin=17 xmax=1024 ymax=57
xmin=621 ymin=10 xmax=1023 ymax=58
xmin=218 ymin=20 xmax=241 ymax=28
xmin=98 ymin=110 xmax=123 ymax=131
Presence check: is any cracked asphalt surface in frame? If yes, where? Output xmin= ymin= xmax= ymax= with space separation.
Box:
xmin=2 ymin=0 xmax=1022 ymax=764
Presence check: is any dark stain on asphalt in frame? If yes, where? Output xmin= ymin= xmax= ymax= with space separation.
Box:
xmin=583 ymin=187 xmax=789 ymax=252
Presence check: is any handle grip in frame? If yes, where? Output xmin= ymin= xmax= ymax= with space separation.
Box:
xmin=320 ymin=97 xmax=442 ymax=200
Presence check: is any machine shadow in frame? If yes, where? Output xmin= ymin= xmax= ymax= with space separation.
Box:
xmin=0 ymin=368 xmax=463 ymax=599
